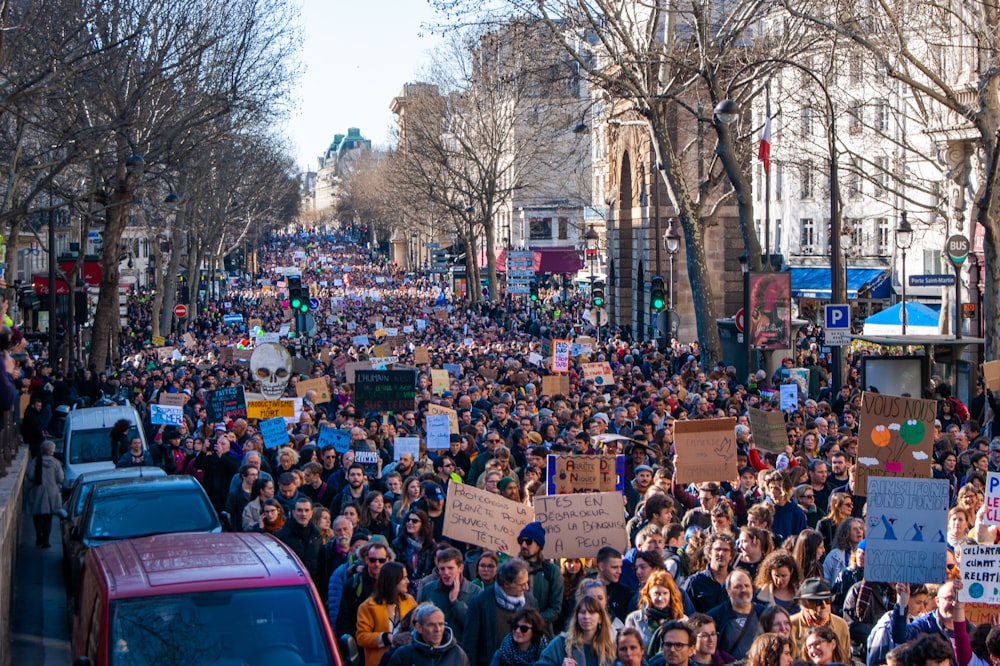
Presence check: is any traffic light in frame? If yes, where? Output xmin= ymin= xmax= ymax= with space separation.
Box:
xmin=288 ymin=275 xmax=304 ymax=311
xmin=650 ymin=276 xmax=666 ymax=311
xmin=592 ymin=281 xmax=605 ymax=307
xmin=530 ymin=282 xmax=539 ymax=302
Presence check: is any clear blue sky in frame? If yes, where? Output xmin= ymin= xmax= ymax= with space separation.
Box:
xmin=284 ymin=0 xmax=443 ymax=171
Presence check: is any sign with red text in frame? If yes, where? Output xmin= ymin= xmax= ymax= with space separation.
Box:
xmin=546 ymin=454 xmax=624 ymax=495
xmin=985 ymin=472 xmax=1000 ymax=525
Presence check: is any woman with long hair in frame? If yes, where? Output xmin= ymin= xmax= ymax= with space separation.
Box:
xmin=391 ymin=476 xmax=422 ymax=528
xmin=793 ymin=529 xmax=826 ymax=581
xmin=472 ymin=550 xmax=499 ymax=588
xmin=356 ymin=562 xmax=417 ymax=666
xmin=758 ymin=605 xmax=792 ymax=638
xmin=359 ymin=490 xmax=396 ymax=541
xmin=753 ymin=549 xmax=801 ymax=614
xmin=735 ymin=525 xmax=774 ymax=582
xmin=391 ymin=509 xmax=436 ymax=593
xmin=312 ymin=506 xmax=334 ymax=545
xmin=489 ymin=608 xmax=549 ymax=666
xmin=822 ymin=517 xmax=863 ymax=584
xmin=816 ymin=492 xmax=855 ymax=552
xmin=536 ymin=595 xmax=616 ymax=666
xmin=745 ymin=632 xmax=794 ymax=666
xmin=558 ymin=558 xmax=588 ymax=632
xmin=26 ymin=440 xmax=63 ymax=548
xmin=109 ymin=419 xmax=131 ymax=462
xmin=801 ymin=625 xmax=850 ymax=666
xmin=624 ymin=571 xmax=685 ymax=650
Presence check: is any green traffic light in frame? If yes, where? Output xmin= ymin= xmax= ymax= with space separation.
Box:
xmin=652 ymin=297 xmax=665 ymax=310
xmin=300 ymin=304 xmax=309 ymax=313
xmin=530 ymin=294 xmax=538 ymax=301
xmin=594 ymin=297 xmax=603 ymax=306
xmin=291 ymin=298 xmax=302 ymax=309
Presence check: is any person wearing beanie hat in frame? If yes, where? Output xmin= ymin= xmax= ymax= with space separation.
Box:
xmin=516 ymin=521 xmax=563 ymax=632
xmin=497 ymin=476 xmax=520 ymax=501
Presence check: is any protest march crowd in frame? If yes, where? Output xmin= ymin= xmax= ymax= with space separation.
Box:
xmin=19 ymin=229 xmax=1000 ymax=666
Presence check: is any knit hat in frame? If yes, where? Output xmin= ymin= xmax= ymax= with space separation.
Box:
xmin=498 ymin=476 xmax=517 ymax=493
xmin=518 ymin=521 xmax=546 ymax=549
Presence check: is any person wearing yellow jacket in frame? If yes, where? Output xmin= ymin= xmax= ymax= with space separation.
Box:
xmin=357 ymin=561 xmax=418 ymax=666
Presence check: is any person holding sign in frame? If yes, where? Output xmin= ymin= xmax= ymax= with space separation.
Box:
xmin=517 ymin=522 xmax=564 ymax=633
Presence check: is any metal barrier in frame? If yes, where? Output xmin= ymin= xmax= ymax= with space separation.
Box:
xmin=0 ymin=410 xmax=17 ymax=475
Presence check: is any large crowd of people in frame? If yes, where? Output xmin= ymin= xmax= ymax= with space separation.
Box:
xmin=15 ymin=230 xmax=1000 ymax=666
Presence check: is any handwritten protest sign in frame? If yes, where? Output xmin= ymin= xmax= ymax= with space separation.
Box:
xmin=534 ymin=492 xmax=628 ymax=559
xmin=318 ymin=426 xmax=350 ymax=453
xmin=958 ymin=543 xmax=1000 ymax=604
xmin=984 ymin=472 xmax=1000 ymax=525
xmin=394 ymin=436 xmax=421 ymax=461
xmin=150 ymin=404 xmax=183 ymax=426
xmin=580 ymin=362 xmax=614 ymax=386
xmin=443 ymin=482 xmax=534 ymax=553
xmin=425 ymin=414 xmax=451 ymax=450
xmin=151 ymin=335 xmax=165 ymax=347
xmin=295 ymin=377 xmax=331 ymax=402
xmin=541 ymin=374 xmax=570 ymax=396
xmin=431 ymin=369 xmax=450 ymax=394
xmin=246 ymin=399 xmax=295 ymax=419
xmin=354 ymin=449 xmax=382 ymax=480
xmin=204 ymin=386 xmax=247 ymax=422
xmin=259 ymin=417 xmax=289 ymax=449
xmin=865 ymin=477 xmax=949 ymax=584
xmin=344 ymin=361 xmax=371 ymax=383
xmin=354 ymin=370 xmax=416 ymax=413
xmin=673 ymin=417 xmax=738 ymax=485
xmin=414 ymin=346 xmax=430 ymax=365
xmin=985 ymin=360 xmax=1000 ymax=392
xmin=159 ymin=392 xmax=187 ymax=407
xmin=856 ymin=392 xmax=936 ymax=490
xmin=748 ymin=408 xmax=787 ymax=453
xmin=552 ymin=339 xmax=571 ymax=372
xmin=426 ymin=404 xmax=459 ymax=434
xmin=546 ymin=455 xmax=624 ymax=495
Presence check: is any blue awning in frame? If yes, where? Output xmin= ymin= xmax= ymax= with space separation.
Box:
xmin=789 ymin=267 xmax=891 ymax=300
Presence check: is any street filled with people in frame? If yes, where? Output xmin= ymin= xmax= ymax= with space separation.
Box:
xmin=18 ymin=229 xmax=1000 ymax=666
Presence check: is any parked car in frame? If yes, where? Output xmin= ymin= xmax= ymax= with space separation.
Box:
xmin=59 ymin=405 xmax=149 ymax=496
xmin=72 ymin=531 xmax=342 ymax=666
xmin=66 ymin=475 xmax=220 ymax=595
xmin=59 ymin=467 xmax=166 ymax=591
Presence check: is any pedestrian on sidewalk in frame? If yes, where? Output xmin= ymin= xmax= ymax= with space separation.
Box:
xmin=26 ymin=440 xmax=63 ymax=548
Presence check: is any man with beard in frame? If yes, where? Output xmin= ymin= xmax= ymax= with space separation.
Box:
xmin=515 ymin=522 xmax=563 ymax=633
xmin=331 ymin=463 xmax=368 ymax=516
xmin=324 ymin=515 xmax=354 ymax=572
xmin=707 ymin=569 xmax=766 ymax=660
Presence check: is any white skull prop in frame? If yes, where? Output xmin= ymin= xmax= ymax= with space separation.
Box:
xmin=250 ymin=343 xmax=292 ymax=399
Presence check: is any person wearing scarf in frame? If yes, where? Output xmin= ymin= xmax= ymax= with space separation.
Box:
xmin=491 ymin=609 xmax=549 ymax=666
xmin=625 ymin=571 xmax=686 ymax=653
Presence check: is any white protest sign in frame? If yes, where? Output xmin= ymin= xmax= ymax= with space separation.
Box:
xmin=552 ymin=339 xmax=571 ymax=372
xmin=394 ymin=436 xmax=421 ymax=462
xmin=150 ymin=404 xmax=183 ymax=426
xmin=985 ymin=472 xmax=1000 ymax=525
xmin=779 ymin=384 xmax=798 ymax=411
xmin=865 ymin=477 xmax=950 ymax=584
xmin=425 ymin=414 xmax=451 ymax=450
xmin=958 ymin=543 xmax=1000 ymax=604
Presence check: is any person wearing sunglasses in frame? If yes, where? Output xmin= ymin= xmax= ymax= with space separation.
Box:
xmin=516 ymin=522 xmax=564 ymax=634
xmin=336 ymin=539 xmax=395 ymax=640
xmin=788 ymin=578 xmax=850 ymax=658
xmin=490 ymin=608 xmax=548 ymax=666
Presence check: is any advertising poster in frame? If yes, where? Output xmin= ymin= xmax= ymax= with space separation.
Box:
xmin=748 ymin=272 xmax=791 ymax=349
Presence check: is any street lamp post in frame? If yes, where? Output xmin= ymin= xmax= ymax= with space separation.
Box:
xmin=410 ymin=231 xmax=417 ymax=271
xmin=663 ymin=218 xmax=680 ymax=343
xmin=715 ymin=59 xmax=845 ymax=390
xmin=739 ymin=252 xmax=752 ymax=381
xmin=896 ymin=212 xmax=913 ymax=334
xmin=585 ymin=225 xmax=600 ymax=336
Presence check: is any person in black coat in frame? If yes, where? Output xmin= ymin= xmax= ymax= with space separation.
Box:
xmin=22 ymin=396 xmax=46 ymax=458
xmin=275 ymin=497 xmax=327 ymax=599
xmin=193 ymin=436 xmax=241 ymax=513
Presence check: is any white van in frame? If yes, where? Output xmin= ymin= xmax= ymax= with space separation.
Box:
xmin=59 ymin=405 xmax=149 ymax=495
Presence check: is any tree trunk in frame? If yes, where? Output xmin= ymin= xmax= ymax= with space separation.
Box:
xmin=485 ymin=216 xmax=498 ymax=300
xmin=150 ymin=240 xmax=164 ymax=338
xmin=715 ymin=123 xmax=763 ymax=271
xmin=88 ymin=191 xmax=129 ymax=373
xmin=160 ymin=223 xmax=183 ymax=334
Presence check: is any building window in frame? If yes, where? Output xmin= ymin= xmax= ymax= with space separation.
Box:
xmin=875 ymin=156 xmax=889 ymax=197
xmin=775 ymin=164 xmax=783 ymax=199
xmin=923 ymin=248 xmax=943 ymax=274
xmin=800 ymin=218 xmax=815 ymax=251
xmin=558 ymin=217 xmax=569 ymax=240
xmin=800 ymin=107 xmax=813 ymax=137
xmin=850 ymin=54 xmax=863 ymax=85
xmin=800 ymin=164 xmax=814 ymax=200
xmin=877 ymin=218 xmax=890 ymax=255
xmin=529 ymin=217 xmax=552 ymax=240
xmin=848 ymin=158 xmax=862 ymax=199
xmin=774 ymin=219 xmax=782 ymax=252
xmin=877 ymin=99 xmax=890 ymax=133
xmin=848 ymin=101 xmax=863 ymax=134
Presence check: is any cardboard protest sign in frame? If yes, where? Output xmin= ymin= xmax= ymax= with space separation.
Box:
xmin=246 ymin=399 xmax=295 ymax=419
xmin=443 ymin=482 xmax=534 ymax=553
xmin=747 ymin=407 xmax=787 ymax=453
xmin=580 ymin=362 xmax=614 ymax=386
xmin=788 ymin=368 xmax=809 ymax=396
xmin=150 ymin=404 xmax=183 ymax=426
xmin=965 ymin=603 xmax=1000 ymax=626
xmin=552 ymin=339 xmax=571 ymax=372
xmin=344 ymin=361 xmax=371 ymax=384
xmin=958 ymin=543 xmax=1000 ymax=604
xmin=856 ymin=392 xmax=936 ymax=490
xmin=546 ymin=455 xmax=624 ymax=495
xmin=204 ymin=386 xmax=247 ymax=422
xmin=354 ymin=449 xmax=382 ymax=480
xmin=431 ymin=369 xmax=450 ymax=394
xmin=155 ymin=346 xmax=176 ymax=362
xmin=234 ymin=348 xmax=254 ymax=363
xmin=414 ymin=346 xmax=430 ymax=365
xmin=152 ymin=335 xmax=165 ymax=347
xmin=183 ymin=332 xmax=197 ymax=349
xmin=672 ymin=417 xmax=738 ymax=485
xmin=425 ymin=415 xmax=451 ymax=450
xmin=354 ymin=370 xmax=417 ymax=413
xmin=984 ymin=472 xmax=1000 ymax=525
xmin=541 ymin=374 xmax=570 ymax=396
xmin=295 ymin=377 xmax=331 ymax=402
xmin=865 ymin=477 xmax=949 ymax=584
xmin=985 ymin=360 xmax=1000 ymax=392
xmin=534 ymin=492 xmax=628 ymax=559
xmin=159 ymin=392 xmax=187 ymax=407
xmin=394 ymin=436 xmax=421 ymax=461
xmin=318 ymin=426 xmax=350 ymax=453
xmin=426 ymin=403 xmax=459 ymax=433
xmin=259 ymin=417 xmax=289 ymax=449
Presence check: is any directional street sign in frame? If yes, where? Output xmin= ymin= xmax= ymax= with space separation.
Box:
xmin=909 ymin=274 xmax=955 ymax=287
xmin=824 ymin=304 xmax=850 ymax=347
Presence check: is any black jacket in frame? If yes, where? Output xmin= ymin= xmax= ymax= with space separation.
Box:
xmin=388 ymin=628 xmax=469 ymax=666
xmin=275 ymin=519 xmax=326 ymax=596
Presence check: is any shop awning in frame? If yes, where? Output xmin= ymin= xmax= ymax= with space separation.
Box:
xmin=789 ymin=267 xmax=891 ymax=300
xmin=32 ymin=260 xmax=104 ymax=296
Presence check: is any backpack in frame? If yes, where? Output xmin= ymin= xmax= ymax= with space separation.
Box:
xmin=948 ymin=397 xmax=969 ymax=423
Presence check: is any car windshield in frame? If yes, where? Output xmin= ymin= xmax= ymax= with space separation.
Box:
xmin=109 ymin=587 xmax=334 ymax=665
xmin=84 ymin=488 xmax=219 ymax=540
xmin=69 ymin=426 xmax=141 ymax=464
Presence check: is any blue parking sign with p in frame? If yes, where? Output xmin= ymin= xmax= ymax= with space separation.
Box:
xmin=825 ymin=304 xmax=850 ymax=330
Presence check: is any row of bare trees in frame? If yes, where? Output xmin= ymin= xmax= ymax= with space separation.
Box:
xmin=0 ymin=0 xmax=302 ymax=371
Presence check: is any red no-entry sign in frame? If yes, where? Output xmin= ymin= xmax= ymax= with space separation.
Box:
xmin=173 ymin=304 xmax=188 ymax=318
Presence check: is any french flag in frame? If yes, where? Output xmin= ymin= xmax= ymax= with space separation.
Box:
xmin=758 ymin=100 xmax=771 ymax=173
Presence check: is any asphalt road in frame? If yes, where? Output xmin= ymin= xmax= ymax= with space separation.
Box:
xmin=9 ymin=506 xmax=72 ymax=664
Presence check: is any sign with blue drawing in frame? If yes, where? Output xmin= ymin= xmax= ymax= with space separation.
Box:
xmin=150 ymin=404 xmax=183 ymax=426
xmin=958 ymin=544 xmax=1000 ymax=604
xmin=259 ymin=417 xmax=289 ymax=449
xmin=865 ymin=477 xmax=950 ymax=584
xmin=317 ymin=426 xmax=351 ymax=453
